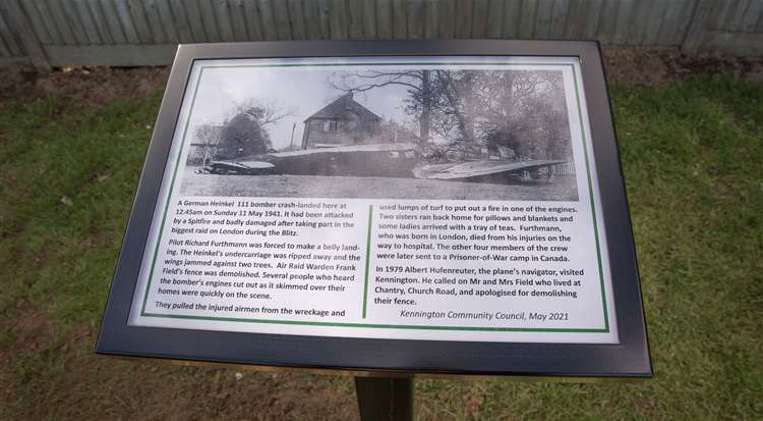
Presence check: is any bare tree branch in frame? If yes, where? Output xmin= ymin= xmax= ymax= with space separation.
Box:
xmin=230 ymin=98 xmax=294 ymax=126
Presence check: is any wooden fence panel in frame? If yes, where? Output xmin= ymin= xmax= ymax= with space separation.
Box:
xmin=564 ymin=0 xmax=587 ymax=39
xmin=502 ymin=0 xmax=521 ymax=38
xmin=166 ymin=0 xmax=193 ymax=43
xmin=200 ymin=0 xmax=222 ymax=42
xmin=363 ymin=0 xmax=377 ymax=38
xmin=672 ymin=0 xmax=696 ymax=44
xmin=180 ymin=0 xmax=205 ymax=42
xmin=518 ymin=0 xmax=537 ymax=39
xmin=724 ymin=0 xmax=750 ymax=31
xmin=347 ymin=0 xmax=365 ymax=39
xmin=61 ymin=1 xmax=90 ymax=44
xmin=114 ymin=0 xmax=140 ymax=43
xmin=87 ymin=0 xmax=115 ymax=44
xmin=46 ymin=0 xmax=76 ymax=45
xmin=424 ymin=0 xmax=437 ymax=38
xmin=682 ymin=0 xmax=714 ymax=52
xmin=125 ymin=0 xmax=153 ymax=43
xmin=471 ymin=0 xmax=490 ymax=38
xmin=241 ymin=0 xmax=263 ymax=40
xmin=288 ymin=0 xmax=308 ymax=40
xmin=272 ymin=0 xmax=292 ymax=40
xmin=258 ymin=0 xmax=278 ymax=41
xmin=303 ymin=0 xmax=328 ymax=39
xmin=534 ymin=0 xmax=554 ymax=39
xmin=30 ymin=1 xmax=62 ymax=44
xmin=628 ymin=0 xmax=654 ymax=46
xmin=705 ymin=0 xmax=731 ymax=30
xmin=741 ymin=0 xmax=763 ymax=31
xmin=1 ymin=0 xmax=49 ymax=67
xmin=376 ymin=0 xmax=393 ymax=38
xmin=392 ymin=0 xmax=406 ymax=39
xmin=0 ymin=12 xmax=15 ymax=57
xmin=550 ymin=0 xmax=570 ymax=39
xmin=227 ymin=1 xmax=247 ymax=42
xmin=144 ymin=0 xmax=168 ymax=43
xmin=642 ymin=0 xmax=668 ymax=46
xmin=73 ymin=0 xmax=103 ymax=44
xmin=596 ymin=0 xmax=618 ymax=44
xmin=455 ymin=0 xmax=473 ymax=39
xmin=612 ymin=0 xmax=634 ymax=45
xmin=20 ymin=1 xmax=53 ymax=45
xmin=2 ymin=0 xmax=763 ymax=67
xmin=154 ymin=0 xmax=178 ymax=43
xmin=437 ymin=0 xmax=455 ymax=39
xmin=407 ymin=0 xmax=425 ymax=39
xmin=490 ymin=0 xmax=507 ymax=38
xmin=329 ymin=0 xmax=348 ymax=39
xmin=581 ymin=0 xmax=603 ymax=40
xmin=213 ymin=0 xmax=235 ymax=43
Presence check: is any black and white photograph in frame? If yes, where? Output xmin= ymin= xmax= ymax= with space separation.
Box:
xmin=178 ymin=58 xmax=580 ymax=201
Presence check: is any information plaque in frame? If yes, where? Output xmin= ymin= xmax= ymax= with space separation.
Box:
xmin=97 ymin=40 xmax=651 ymax=377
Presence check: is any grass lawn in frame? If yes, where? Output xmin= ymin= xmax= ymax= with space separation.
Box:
xmin=1 ymin=75 xmax=761 ymax=420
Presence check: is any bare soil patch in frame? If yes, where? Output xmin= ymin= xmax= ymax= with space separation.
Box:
xmin=0 ymin=306 xmax=56 ymax=360
xmin=1 ymin=47 xmax=762 ymax=106
xmin=2 ymin=313 xmax=358 ymax=420
xmin=0 ymin=65 xmax=168 ymax=105
xmin=1 ymin=298 xmax=356 ymax=420
xmin=601 ymin=47 xmax=763 ymax=86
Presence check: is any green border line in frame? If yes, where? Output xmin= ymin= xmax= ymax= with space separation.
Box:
xmin=138 ymin=60 xmax=611 ymax=333
xmin=141 ymin=312 xmax=608 ymax=333
xmin=140 ymin=66 xmax=206 ymax=316
xmin=571 ymin=65 xmax=610 ymax=330
xmin=361 ymin=205 xmax=373 ymax=318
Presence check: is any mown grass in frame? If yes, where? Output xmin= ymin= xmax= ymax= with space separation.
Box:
xmin=1 ymin=76 xmax=761 ymax=420
xmin=0 ymin=93 xmax=160 ymax=325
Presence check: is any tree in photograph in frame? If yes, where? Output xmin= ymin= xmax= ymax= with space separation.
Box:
xmin=329 ymin=68 xmax=572 ymax=162
xmin=230 ymin=98 xmax=293 ymax=127
xmin=192 ymin=124 xmax=223 ymax=165
xmin=429 ymin=70 xmax=481 ymax=144
xmin=331 ymin=69 xmax=486 ymax=146
xmin=215 ymin=100 xmax=290 ymax=160
xmin=476 ymin=70 xmax=570 ymax=160
xmin=476 ymin=70 xmax=543 ymax=156
xmin=538 ymin=73 xmax=572 ymax=160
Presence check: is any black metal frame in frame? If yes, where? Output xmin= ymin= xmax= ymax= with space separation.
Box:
xmin=96 ymin=40 xmax=652 ymax=378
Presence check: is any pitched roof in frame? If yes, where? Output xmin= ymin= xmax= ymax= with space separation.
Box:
xmin=304 ymin=93 xmax=382 ymax=122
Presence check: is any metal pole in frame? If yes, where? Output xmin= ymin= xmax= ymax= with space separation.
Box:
xmin=355 ymin=376 xmax=413 ymax=421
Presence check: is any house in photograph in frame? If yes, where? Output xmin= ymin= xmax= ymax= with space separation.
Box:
xmin=301 ymin=93 xmax=382 ymax=149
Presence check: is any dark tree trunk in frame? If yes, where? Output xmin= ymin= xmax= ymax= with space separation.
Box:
xmin=420 ymin=70 xmax=431 ymax=143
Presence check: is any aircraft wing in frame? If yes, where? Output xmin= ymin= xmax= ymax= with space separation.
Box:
xmin=207 ymin=160 xmax=275 ymax=174
xmin=263 ymin=142 xmax=418 ymax=158
xmin=235 ymin=160 xmax=277 ymax=169
xmin=413 ymin=159 xmax=567 ymax=180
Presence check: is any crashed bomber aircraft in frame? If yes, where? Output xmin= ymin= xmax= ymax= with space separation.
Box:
xmin=199 ymin=142 xmax=567 ymax=183
xmin=199 ymin=93 xmax=566 ymax=182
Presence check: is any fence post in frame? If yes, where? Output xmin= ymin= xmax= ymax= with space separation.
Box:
xmin=2 ymin=0 xmax=50 ymax=71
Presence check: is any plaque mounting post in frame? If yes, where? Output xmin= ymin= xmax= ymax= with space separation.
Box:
xmin=355 ymin=376 xmax=413 ymax=421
